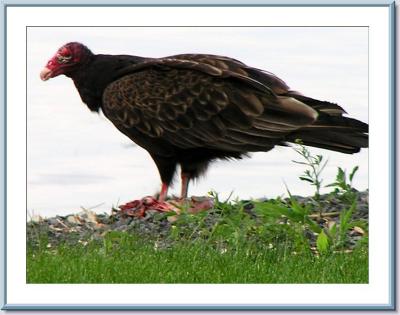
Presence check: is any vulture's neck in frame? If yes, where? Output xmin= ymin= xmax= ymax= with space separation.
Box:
xmin=69 ymin=54 xmax=145 ymax=112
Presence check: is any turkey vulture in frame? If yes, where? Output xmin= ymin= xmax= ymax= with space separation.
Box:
xmin=40 ymin=42 xmax=368 ymax=201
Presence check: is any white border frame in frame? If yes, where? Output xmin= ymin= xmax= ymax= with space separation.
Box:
xmin=1 ymin=0 xmax=396 ymax=311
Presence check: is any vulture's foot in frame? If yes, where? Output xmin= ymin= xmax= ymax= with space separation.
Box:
xmin=169 ymin=196 xmax=215 ymax=214
xmin=118 ymin=196 xmax=214 ymax=217
xmin=119 ymin=196 xmax=178 ymax=217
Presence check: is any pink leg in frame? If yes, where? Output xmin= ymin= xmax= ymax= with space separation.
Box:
xmin=159 ymin=182 xmax=168 ymax=202
xmin=181 ymin=172 xmax=190 ymax=199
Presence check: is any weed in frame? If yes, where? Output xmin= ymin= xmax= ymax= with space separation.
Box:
xmin=292 ymin=139 xmax=328 ymax=210
xmin=290 ymin=142 xmax=367 ymax=254
xmin=326 ymin=166 xmax=359 ymax=205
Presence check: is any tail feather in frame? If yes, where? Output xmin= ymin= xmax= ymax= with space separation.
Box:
xmin=284 ymin=96 xmax=368 ymax=154
xmin=287 ymin=128 xmax=368 ymax=154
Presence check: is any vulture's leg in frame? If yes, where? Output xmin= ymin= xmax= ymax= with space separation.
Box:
xmin=151 ymin=154 xmax=177 ymax=202
xmin=159 ymin=182 xmax=169 ymax=202
xmin=179 ymin=168 xmax=214 ymax=213
xmin=180 ymin=160 xmax=209 ymax=200
xmin=180 ymin=172 xmax=190 ymax=199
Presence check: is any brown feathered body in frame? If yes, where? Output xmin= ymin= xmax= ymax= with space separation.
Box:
xmin=41 ymin=43 xmax=368 ymax=195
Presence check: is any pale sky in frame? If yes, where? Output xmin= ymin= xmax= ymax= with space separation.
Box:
xmin=27 ymin=27 xmax=368 ymax=217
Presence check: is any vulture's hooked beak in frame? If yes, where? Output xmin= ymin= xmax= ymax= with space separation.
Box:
xmin=40 ymin=67 xmax=53 ymax=81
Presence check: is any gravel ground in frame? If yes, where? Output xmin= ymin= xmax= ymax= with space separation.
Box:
xmin=27 ymin=190 xmax=368 ymax=250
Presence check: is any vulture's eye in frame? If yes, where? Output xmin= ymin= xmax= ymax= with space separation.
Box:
xmin=56 ymin=53 xmax=72 ymax=64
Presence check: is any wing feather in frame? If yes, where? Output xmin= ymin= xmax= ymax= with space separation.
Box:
xmin=102 ymin=56 xmax=319 ymax=152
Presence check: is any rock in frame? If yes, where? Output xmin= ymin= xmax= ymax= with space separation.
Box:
xmin=78 ymin=210 xmax=98 ymax=224
xmin=30 ymin=215 xmax=44 ymax=223
xmin=66 ymin=215 xmax=81 ymax=225
xmin=47 ymin=217 xmax=59 ymax=225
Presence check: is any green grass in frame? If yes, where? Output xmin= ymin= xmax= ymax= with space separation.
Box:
xmin=27 ymin=234 xmax=368 ymax=283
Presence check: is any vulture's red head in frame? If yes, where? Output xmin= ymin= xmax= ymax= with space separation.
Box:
xmin=40 ymin=42 xmax=93 ymax=81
